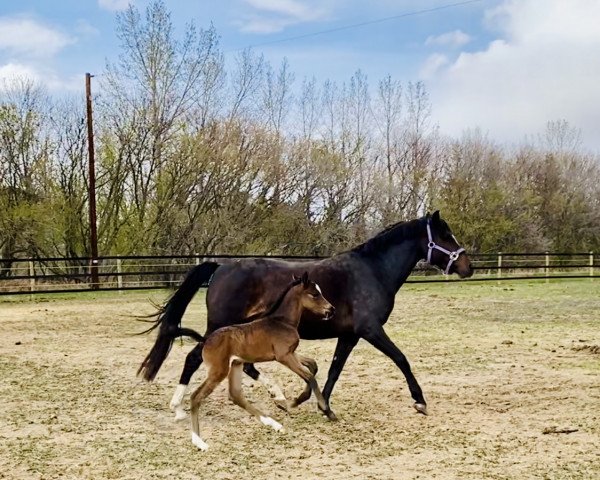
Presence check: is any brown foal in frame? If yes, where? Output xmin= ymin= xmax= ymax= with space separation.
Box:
xmin=190 ymin=272 xmax=336 ymax=451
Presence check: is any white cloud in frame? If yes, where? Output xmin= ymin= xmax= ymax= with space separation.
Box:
xmin=425 ymin=30 xmax=471 ymax=48
xmin=98 ymin=0 xmax=131 ymax=11
xmin=237 ymin=0 xmax=329 ymax=34
xmin=419 ymin=53 xmax=449 ymax=79
xmin=244 ymin=0 xmax=315 ymax=18
xmin=425 ymin=0 xmax=600 ymax=150
xmin=75 ymin=19 xmax=100 ymax=37
xmin=0 ymin=16 xmax=74 ymax=57
xmin=0 ymin=62 xmax=80 ymax=92
xmin=238 ymin=17 xmax=294 ymax=34
xmin=0 ymin=63 xmax=40 ymax=83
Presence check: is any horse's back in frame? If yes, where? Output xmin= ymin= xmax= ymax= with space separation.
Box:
xmin=206 ymin=256 xmax=362 ymax=338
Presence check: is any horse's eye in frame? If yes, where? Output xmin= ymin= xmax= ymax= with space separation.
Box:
xmin=310 ymin=293 xmax=319 ymax=298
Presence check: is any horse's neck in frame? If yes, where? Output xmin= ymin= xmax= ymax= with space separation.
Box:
xmin=371 ymin=234 xmax=423 ymax=293
xmin=272 ymin=289 xmax=303 ymax=327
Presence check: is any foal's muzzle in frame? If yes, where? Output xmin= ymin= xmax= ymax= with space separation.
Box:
xmin=324 ymin=306 xmax=335 ymax=320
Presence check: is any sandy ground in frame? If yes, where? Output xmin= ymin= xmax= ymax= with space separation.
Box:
xmin=0 ymin=280 xmax=598 ymax=480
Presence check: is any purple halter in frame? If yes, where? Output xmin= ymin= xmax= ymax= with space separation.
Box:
xmin=426 ymin=221 xmax=466 ymax=275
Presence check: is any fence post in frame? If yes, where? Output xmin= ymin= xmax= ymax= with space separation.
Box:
xmin=497 ymin=252 xmax=502 ymax=284
xmin=195 ymin=253 xmax=200 ymax=266
xmin=117 ymin=258 xmax=123 ymax=293
xmin=29 ymin=261 xmax=35 ymax=297
xmin=590 ymin=251 xmax=594 ymax=280
xmin=545 ymin=251 xmax=550 ymax=283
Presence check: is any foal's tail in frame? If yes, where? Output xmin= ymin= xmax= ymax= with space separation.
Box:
xmin=137 ymin=261 xmax=220 ymax=382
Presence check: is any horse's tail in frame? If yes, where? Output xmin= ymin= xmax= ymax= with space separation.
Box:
xmin=137 ymin=261 xmax=220 ymax=382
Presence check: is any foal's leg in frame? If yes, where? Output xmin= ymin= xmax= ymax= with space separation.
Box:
xmin=243 ymin=363 xmax=288 ymax=410
xmin=189 ymin=362 xmax=228 ymax=451
xmin=290 ymin=354 xmax=318 ymax=408
xmin=229 ymin=362 xmax=283 ymax=431
xmin=170 ymin=342 xmax=204 ymax=420
xmin=278 ymin=353 xmax=337 ymax=421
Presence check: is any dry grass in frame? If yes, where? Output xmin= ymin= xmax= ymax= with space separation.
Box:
xmin=0 ymin=279 xmax=598 ymax=479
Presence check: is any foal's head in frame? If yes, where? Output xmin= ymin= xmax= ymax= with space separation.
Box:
xmin=423 ymin=211 xmax=473 ymax=278
xmin=293 ymin=272 xmax=335 ymax=320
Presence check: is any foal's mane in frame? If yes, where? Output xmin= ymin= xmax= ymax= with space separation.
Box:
xmin=244 ymin=277 xmax=303 ymax=323
xmin=351 ymin=217 xmax=425 ymax=255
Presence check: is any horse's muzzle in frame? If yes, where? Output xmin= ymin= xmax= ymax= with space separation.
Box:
xmin=458 ymin=264 xmax=474 ymax=278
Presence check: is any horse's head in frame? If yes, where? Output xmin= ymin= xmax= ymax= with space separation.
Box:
xmin=422 ymin=211 xmax=473 ymax=278
xmin=294 ymin=272 xmax=335 ymax=320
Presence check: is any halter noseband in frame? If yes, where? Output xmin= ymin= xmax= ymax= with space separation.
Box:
xmin=426 ymin=221 xmax=466 ymax=275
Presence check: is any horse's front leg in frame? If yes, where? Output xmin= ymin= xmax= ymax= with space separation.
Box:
xmin=322 ymin=334 xmax=360 ymax=403
xmin=360 ymin=325 xmax=427 ymax=415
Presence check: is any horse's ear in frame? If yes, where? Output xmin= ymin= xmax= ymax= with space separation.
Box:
xmin=431 ymin=210 xmax=440 ymax=225
xmin=292 ymin=274 xmax=300 ymax=282
xmin=301 ymin=271 xmax=309 ymax=287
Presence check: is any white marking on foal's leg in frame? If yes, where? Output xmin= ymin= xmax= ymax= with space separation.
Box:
xmin=258 ymin=373 xmax=286 ymax=401
xmin=170 ymin=384 xmax=187 ymax=421
xmin=191 ymin=432 xmax=209 ymax=451
xmin=259 ymin=416 xmax=283 ymax=432
xmin=229 ymin=355 xmax=243 ymax=366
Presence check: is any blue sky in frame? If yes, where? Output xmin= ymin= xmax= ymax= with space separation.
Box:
xmin=1 ymin=0 xmax=600 ymax=150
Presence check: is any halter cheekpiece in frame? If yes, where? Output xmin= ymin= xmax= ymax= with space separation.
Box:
xmin=426 ymin=220 xmax=465 ymax=275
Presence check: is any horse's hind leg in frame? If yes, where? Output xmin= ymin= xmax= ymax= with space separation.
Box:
xmin=170 ymin=342 xmax=204 ymax=420
xmin=189 ymin=362 xmax=228 ymax=451
xmin=277 ymin=353 xmax=337 ymax=421
xmin=290 ymin=354 xmax=318 ymax=408
xmin=243 ymin=363 xmax=288 ymax=410
xmin=230 ymin=362 xmax=283 ymax=432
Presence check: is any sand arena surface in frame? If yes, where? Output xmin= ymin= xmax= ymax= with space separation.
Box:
xmin=0 ymin=280 xmax=598 ymax=479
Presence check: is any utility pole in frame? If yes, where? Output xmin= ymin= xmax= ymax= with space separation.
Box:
xmin=85 ymin=73 xmax=99 ymax=289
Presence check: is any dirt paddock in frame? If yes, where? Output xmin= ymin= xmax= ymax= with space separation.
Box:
xmin=0 ymin=280 xmax=598 ymax=479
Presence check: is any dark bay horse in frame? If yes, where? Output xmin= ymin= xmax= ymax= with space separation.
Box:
xmin=190 ymin=273 xmax=335 ymax=451
xmin=138 ymin=211 xmax=473 ymax=417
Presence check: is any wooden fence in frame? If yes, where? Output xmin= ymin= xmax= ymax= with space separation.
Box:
xmin=0 ymin=252 xmax=596 ymax=296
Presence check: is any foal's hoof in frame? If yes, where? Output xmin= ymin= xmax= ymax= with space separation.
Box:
xmin=414 ymin=403 xmax=428 ymax=415
xmin=174 ymin=408 xmax=188 ymax=421
xmin=191 ymin=432 xmax=209 ymax=451
xmin=320 ymin=408 xmax=338 ymax=422
xmin=274 ymin=399 xmax=290 ymax=412
xmin=260 ymin=416 xmax=284 ymax=432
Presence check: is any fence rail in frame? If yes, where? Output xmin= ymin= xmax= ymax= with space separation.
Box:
xmin=0 ymin=252 xmax=596 ymax=296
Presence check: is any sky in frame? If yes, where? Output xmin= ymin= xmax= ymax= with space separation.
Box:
xmin=1 ymin=0 xmax=599 ymax=151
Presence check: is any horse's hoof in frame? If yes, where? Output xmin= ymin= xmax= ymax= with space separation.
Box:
xmin=414 ymin=403 xmax=428 ymax=415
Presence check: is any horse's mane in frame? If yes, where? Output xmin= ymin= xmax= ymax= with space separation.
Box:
xmin=244 ymin=277 xmax=303 ymax=322
xmin=351 ymin=217 xmax=425 ymax=255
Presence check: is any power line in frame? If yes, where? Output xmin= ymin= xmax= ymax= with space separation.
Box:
xmin=227 ymin=0 xmax=486 ymax=52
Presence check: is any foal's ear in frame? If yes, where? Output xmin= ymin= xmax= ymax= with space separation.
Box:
xmin=292 ymin=274 xmax=301 ymax=282
xmin=301 ymin=271 xmax=309 ymax=287
xmin=431 ymin=210 xmax=441 ymax=225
